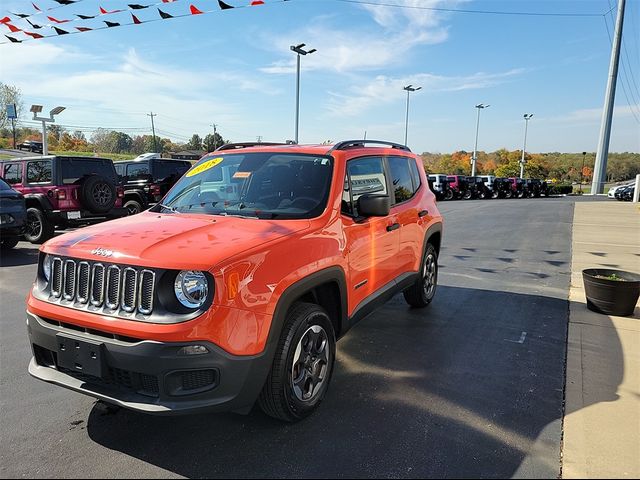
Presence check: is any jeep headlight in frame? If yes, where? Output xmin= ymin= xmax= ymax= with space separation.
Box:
xmin=43 ymin=254 xmax=52 ymax=282
xmin=174 ymin=271 xmax=208 ymax=308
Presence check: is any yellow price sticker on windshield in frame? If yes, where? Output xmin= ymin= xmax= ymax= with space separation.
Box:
xmin=186 ymin=157 xmax=223 ymax=177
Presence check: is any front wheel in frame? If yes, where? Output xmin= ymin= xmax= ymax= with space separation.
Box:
xmin=124 ymin=199 xmax=143 ymax=215
xmin=404 ymin=243 xmax=438 ymax=308
xmin=24 ymin=208 xmax=54 ymax=244
xmin=444 ymin=189 xmax=454 ymax=201
xmin=462 ymin=190 xmax=472 ymax=200
xmin=258 ymin=302 xmax=336 ymax=422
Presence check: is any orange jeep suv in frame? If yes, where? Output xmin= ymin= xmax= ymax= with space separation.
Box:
xmin=27 ymin=140 xmax=443 ymax=421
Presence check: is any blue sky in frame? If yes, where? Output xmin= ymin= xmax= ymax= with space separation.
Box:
xmin=1 ymin=0 xmax=639 ymax=153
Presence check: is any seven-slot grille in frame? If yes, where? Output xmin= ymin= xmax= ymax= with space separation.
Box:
xmin=49 ymin=256 xmax=155 ymax=315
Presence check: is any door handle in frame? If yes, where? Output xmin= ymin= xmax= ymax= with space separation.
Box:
xmin=386 ymin=223 xmax=400 ymax=232
xmin=418 ymin=210 xmax=429 ymax=217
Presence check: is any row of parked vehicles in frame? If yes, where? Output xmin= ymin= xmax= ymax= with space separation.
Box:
xmin=608 ymin=182 xmax=636 ymax=201
xmin=0 ymin=154 xmax=191 ymax=248
xmin=427 ymin=174 xmax=549 ymax=201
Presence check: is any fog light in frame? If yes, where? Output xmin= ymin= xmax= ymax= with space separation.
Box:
xmin=178 ymin=345 xmax=209 ymax=356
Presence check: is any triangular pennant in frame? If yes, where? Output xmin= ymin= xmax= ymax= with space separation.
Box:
xmin=5 ymin=23 xmax=22 ymax=33
xmin=53 ymin=26 xmax=69 ymax=35
xmin=5 ymin=35 xmax=21 ymax=43
xmin=157 ymin=8 xmax=173 ymax=18
xmin=75 ymin=26 xmax=92 ymax=32
xmin=0 ymin=16 xmax=11 ymax=24
xmin=251 ymin=1 xmax=265 ymax=5
xmin=162 ymin=0 xmax=176 ymax=3
xmin=12 ymin=13 xmax=30 ymax=19
xmin=76 ymin=14 xmax=96 ymax=19
xmin=190 ymin=5 xmax=204 ymax=14
xmin=26 ymin=19 xmax=42 ymax=29
xmin=131 ymin=13 xmax=142 ymax=24
xmin=128 ymin=4 xmax=149 ymax=9
xmin=100 ymin=7 xmax=124 ymax=14
xmin=24 ymin=31 xmax=44 ymax=39
xmin=218 ymin=0 xmax=234 ymax=9
xmin=104 ymin=21 xmax=120 ymax=27
xmin=53 ymin=0 xmax=77 ymax=4
xmin=32 ymin=3 xmax=42 ymax=12
xmin=47 ymin=16 xmax=71 ymax=23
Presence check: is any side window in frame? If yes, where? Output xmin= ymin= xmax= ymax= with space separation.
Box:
xmin=408 ymin=158 xmax=422 ymax=192
xmin=3 ymin=163 xmax=23 ymax=184
xmin=341 ymin=156 xmax=387 ymax=217
xmin=127 ymin=163 xmax=150 ymax=181
xmin=114 ymin=163 xmax=124 ymax=181
xmin=26 ymin=161 xmax=52 ymax=184
xmin=388 ymin=156 xmax=415 ymax=204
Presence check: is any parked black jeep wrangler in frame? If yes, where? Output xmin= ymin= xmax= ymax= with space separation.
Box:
xmin=114 ymin=158 xmax=192 ymax=215
xmin=466 ymin=176 xmax=492 ymax=199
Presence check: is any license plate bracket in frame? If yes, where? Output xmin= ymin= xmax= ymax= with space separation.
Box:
xmin=67 ymin=211 xmax=81 ymax=220
xmin=56 ymin=334 xmax=104 ymax=378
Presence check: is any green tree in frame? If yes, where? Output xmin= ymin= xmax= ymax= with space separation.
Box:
xmin=0 ymin=83 xmax=23 ymax=130
xmin=186 ymin=134 xmax=202 ymax=150
xmin=202 ymin=132 xmax=226 ymax=152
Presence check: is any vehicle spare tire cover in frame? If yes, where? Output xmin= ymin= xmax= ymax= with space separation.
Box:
xmin=80 ymin=175 xmax=117 ymax=213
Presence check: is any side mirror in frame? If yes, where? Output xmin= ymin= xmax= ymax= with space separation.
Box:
xmin=358 ymin=194 xmax=390 ymax=217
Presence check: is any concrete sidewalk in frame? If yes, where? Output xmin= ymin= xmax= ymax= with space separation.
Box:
xmin=563 ymin=201 xmax=640 ymax=478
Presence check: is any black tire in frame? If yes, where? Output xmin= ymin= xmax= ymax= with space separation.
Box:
xmin=1 ymin=237 xmax=20 ymax=250
xmin=24 ymin=208 xmax=54 ymax=244
xmin=444 ymin=189 xmax=454 ymax=201
xmin=258 ymin=302 xmax=336 ymax=422
xmin=505 ymin=190 xmax=513 ymax=199
xmin=79 ymin=175 xmax=116 ymax=214
xmin=462 ymin=190 xmax=473 ymax=200
xmin=124 ymin=199 xmax=143 ymax=216
xmin=403 ymin=243 xmax=438 ymax=308
xmin=492 ymin=190 xmax=499 ymax=199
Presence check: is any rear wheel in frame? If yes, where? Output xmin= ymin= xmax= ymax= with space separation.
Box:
xmin=404 ymin=243 xmax=438 ymax=308
xmin=258 ymin=302 xmax=336 ymax=422
xmin=505 ymin=190 xmax=513 ymax=199
xmin=444 ymin=189 xmax=454 ymax=201
xmin=462 ymin=190 xmax=473 ymax=200
xmin=124 ymin=199 xmax=143 ymax=215
xmin=24 ymin=208 xmax=54 ymax=244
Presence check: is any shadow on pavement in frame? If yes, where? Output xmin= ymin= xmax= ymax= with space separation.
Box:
xmin=0 ymin=245 xmax=39 ymax=267
xmin=83 ymin=285 xmax=623 ymax=478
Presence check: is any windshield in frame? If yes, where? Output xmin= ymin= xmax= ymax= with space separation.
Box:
xmin=157 ymin=152 xmax=334 ymax=219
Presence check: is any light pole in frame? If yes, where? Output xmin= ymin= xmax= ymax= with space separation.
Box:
xmin=520 ymin=113 xmax=533 ymax=178
xmin=471 ymin=103 xmax=489 ymax=176
xmin=290 ymin=43 xmax=316 ymax=144
xmin=580 ymin=151 xmax=586 ymax=193
xmin=403 ymin=85 xmax=422 ymax=146
xmin=31 ymin=105 xmax=65 ymax=155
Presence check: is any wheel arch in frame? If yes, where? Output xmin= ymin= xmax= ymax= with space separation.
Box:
xmin=24 ymin=194 xmax=53 ymax=211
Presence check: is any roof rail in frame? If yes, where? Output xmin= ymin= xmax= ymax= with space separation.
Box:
xmin=215 ymin=142 xmax=291 ymax=151
xmin=328 ymin=140 xmax=411 ymax=153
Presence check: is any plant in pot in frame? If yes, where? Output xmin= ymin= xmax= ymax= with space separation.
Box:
xmin=582 ymin=268 xmax=640 ymax=317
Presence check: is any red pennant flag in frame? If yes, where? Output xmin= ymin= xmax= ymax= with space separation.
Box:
xmin=32 ymin=3 xmax=42 ymax=12
xmin=190 ymin=4 xmax=204 ymax=14
xmin=162 ymin=0 xmax=176 ymax=2
xmin=251 ymin=1 xmax=265 ymax=5
xmin=47 ymin=16 xmax=71 ymax=24
xmin=100 ymin=6 xmax=124 ymax=14
xmin=76 ymin=26 xmax=92 ymax=32
xmin=5 ymin=23 xmax=22 ymax=33
xmin=132 ymin=13 xmax=142 ymax=24
xmin=0 ymin=16 xmax=11 ymax=24
xmin=24 ymin=31 xmax=44 ymax=39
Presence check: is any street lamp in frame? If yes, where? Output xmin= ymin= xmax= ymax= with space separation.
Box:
xmin=31 ymin=104 xmax=65 ymax=155
xmin=290 ymin=43 xmax=316 ymax=144
xmin=520 ymin=113 xmax=533 ymax=178
xmin=471 ymin=103 xmax=489 ymax=176
xmin=580 ymin=151 xmax=587 ymax=193
xmin=403 ymin=84 xmax=422 ymax=146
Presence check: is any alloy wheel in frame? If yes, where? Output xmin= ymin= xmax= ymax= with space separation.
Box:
xmin=423 ymin=252 xmax=437 ymax=298
xmin=291 ymin=325 xmax=330 ymax=402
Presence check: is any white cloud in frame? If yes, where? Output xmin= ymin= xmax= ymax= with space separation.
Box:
xmin=543 ymin=105 xmax=640 ymax=124
xmin=326 ymin=69 xmax=525 ymax=116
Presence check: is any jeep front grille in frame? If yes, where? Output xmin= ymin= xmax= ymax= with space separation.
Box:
xmin=47 ymin=256 xmax=155 ymax=316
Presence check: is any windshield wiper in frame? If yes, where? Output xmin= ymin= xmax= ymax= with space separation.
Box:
xmin=157 ymin=203 xmax=180 ymax=214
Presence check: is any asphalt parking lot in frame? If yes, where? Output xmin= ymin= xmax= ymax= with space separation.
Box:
xmin=1 ymin=197 xmax=589 ymax=478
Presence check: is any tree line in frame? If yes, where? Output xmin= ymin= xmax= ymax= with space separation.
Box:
xmin=421 ymin=149 xmax=640 ymax=183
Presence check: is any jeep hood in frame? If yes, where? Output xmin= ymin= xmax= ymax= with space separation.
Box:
xmin=43 ymin=212 xmax=310 ymax=270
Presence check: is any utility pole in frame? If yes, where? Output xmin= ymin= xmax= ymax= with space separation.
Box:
xmin=592 ymin=0 xmax=626 ymax=194
xmin=147 ymin=112 xmax=158 ymax=154
xmin=290 ymin=43 xmax=317 ymax=144
xmin=256 ymin=135 xmax=262 ymax=143
xmin=403 ymin=85 xmax=422 ymax=146
xmin=471 ymin=104 xmax=489 ymax=176
xmin=210 ymin=123 xmax=218 ymax=150
xmin=520 ymin=113 xmax=533 ymax=178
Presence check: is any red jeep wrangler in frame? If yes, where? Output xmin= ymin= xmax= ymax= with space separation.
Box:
xmin=26 ymin=140 xmax=443 ymax=421
xmin=1 ymin=156 xmax=126 ymax=243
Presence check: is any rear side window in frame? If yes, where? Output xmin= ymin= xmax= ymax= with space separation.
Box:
xmin=26 ymin=161 xmax=52 ymax=184
xmin=388 ymin=156 xmax=416 ymax=204
xmin=114 ymin=163 xmax=124 ymax=180
xmin=342 ymin=156 xmax=388 ymax=216
xmin=61 ymin=158 xmax=117 ymax=184
xmin=3 ymin=163 xmax=22 ymax=184
xmin=127 ymin=163 xmax=151 ymax=181
xmin=153 ymin=160 xmax=190 ymax=181
xmin=408 ymin=159 xmax=422 ymax=192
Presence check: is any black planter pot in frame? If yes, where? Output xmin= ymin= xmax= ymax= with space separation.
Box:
xmin=582 ymin=269 xmax=640 ymax=317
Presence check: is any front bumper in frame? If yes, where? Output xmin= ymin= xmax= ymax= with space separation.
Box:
xmin=27 ymin=311 xmax=272 ymax=415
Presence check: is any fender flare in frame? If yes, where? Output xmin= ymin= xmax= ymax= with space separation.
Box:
xmin=23 ymin=193 xmax=53 ymax=211
xmin=422 ymin=221 xmax=443 ymax=258
xmin=123 ymin=190 xmax=146 ymax=206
